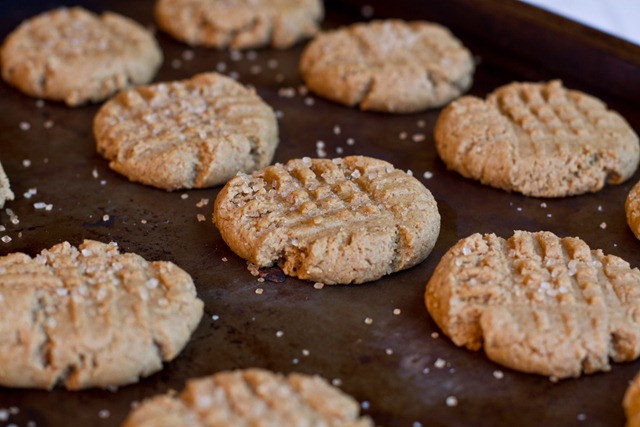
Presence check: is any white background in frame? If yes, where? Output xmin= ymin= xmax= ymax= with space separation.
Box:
xmin=521 ymin=0 xmax=640 ymax=46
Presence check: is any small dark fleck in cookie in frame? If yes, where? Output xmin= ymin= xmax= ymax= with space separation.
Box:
xmin=94 ymin=72 xmax=278 ymax=191
xmin=435 ymin=80 xmax=640 ymax=197
xmin=627 ymin=181 xmax=640 ymax=241
xmin=0 ymin=240 xmax=203 ymax=390
xmin=0 ymin=161 xmax=14 ymax=208
xmin=1 ymin=7 xmax=162 ymax=106
xmin=214 ymin=156 xmax=440 ymax=285
xmin=154 ymin=0 xmax=323 ymax=49
xmin=300 ymin=19 xmax=474 ymax=113
xmin=426 ymin=230 xmax=640 ymax=379
xmin=123 ymin=368 xmax=373 ymax=426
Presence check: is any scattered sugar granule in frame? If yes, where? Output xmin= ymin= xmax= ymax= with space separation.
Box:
xmin=44 ymin=120 xmax=54 ymax=129
xmin=313 ymin=282 xmax=324 ymax=289
xmin=98 ymin=409 xmax=110 ymax=419
xmin=255 ymin=288 xmax=264 ymax=295
xmin=34 ymin=202 xmax=47 ymax=210
xmin=292 ymin=358 xmax=299 ymax=364
xmin=171 ymin=59 xmax=182 ymax=69
xmin=181 ymin=193 xmax=189 ymax=199
xmin=257 ymin=277 xmax=265 ymax=283
xmin=540 ymin=202 xmax=547 ymax=208
xmin=100 ymin=180 xmax=107 ymax=186
xmin=246 ymin=50 xmax=258 ymax=60
xmin=361 ymin=4 xmax=374 ymax=18
xmin=412 ymin=133 xmax=426 ymax=142
xmin=364 ymin=317 xmax=373 ymax=325
xmin=332 ymin=378 xmax=342 ymax=386
xmin=278 ymin=87 xmax=296 ymax=98
xmin=406 ymin=169 xmax=413 ymax=176
xmin=222 ymin=257 xmax=228 ymax=262
xmin=197 ymin=214 xmax=206 ymax=222
xmin=275 ymin=110 xmax=284 ymax=119
xmin=23 ymin=188 xmax=37 ymax=199
xmin=577 ymin=413 xmax=587 ymax=421
xmin=385 ymin=348 xmax=394 ymax=355
xmin=434 ymin=358 xmax=446 ymax=368
xmin=22 ymin=159 xmax=31 ymax=167
xmin=597 ymin=205 xmax=603 ymax=212
xmin=141 ymin=219 xmax=147 ymax=224
xmin=267 ymin=59 xmax=278 ymax=69
xmin=445 ymin=396 xmax=458 ymax=407
xmin=103 ymin=215 xmax=109 ymax=222
xmin=361 ymin=401 xmax=370 ymax=410
xmin=275 ymin=330 xmax=284 ymax=338
xmin=304 ymin=97 xmax=315 ymax=106
xmin=36 ymin=99 xmax=45 ymax=108
xmin=212 ymin=314 xmax=219 ymax=321
xmin=1 ymin=236 xmax=11 ymax=243
xmin=493 ymin=370 xmax=504 ymax=379
xmin=399 ymin=131 xmax=408 ymax=140
xmin=19 ymin=121 xmax=31 ymax=131
xmin=298 ymin=85 xmax=308 ymax=96
xmin=147 ymin=278 xmax=159 ymax=289
xmin=230 ymin=49 xmax=242 ymax=61
xmin=417 ymin=119 xmax=426 ymax=128
xmin=45 ymin=204 xmax=53 ymax=211
xmin=333 ymin=125 xmax=341 ymax=135
xmin=547 ymin=213 xmax=553 ymax=218
xmin=250 ymin=65 xmax=262 ymax=75
xmin=600 ymin=222 xmax=607 ymax=229
xmin=216 ymin=62 xmax=227 ymax=72
xmin=182 ymin=49 xmax=194 ymax=61
xmin=302 ymin=349 xmax=310 ymax=356
xmin=516 ymin=207 xmax=522 ymax=212
xmin=92 ymin=168 xmax=99 ymax=178
xmin=393 ymin=308 xmax=401 ymax=315
xmin=423 ymin=171 xmax=433 ymax=179
xmin=0 ymin=409 xmax=8 ymax=422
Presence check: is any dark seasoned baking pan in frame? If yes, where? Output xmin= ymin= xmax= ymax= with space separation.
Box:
xmin=1 ymin=0 xmax=640 ymax=425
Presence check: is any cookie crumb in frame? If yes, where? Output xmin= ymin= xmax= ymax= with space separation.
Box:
xmin=540 ymin=202 xmax=547 ymax=208
xmin=275 ymin=330 xmax=284 ymax=338
xmin=600 ymin=222 xmax=607 ymax=229
xmin=257 ymin=277 xmax=265 ymax=283
xmin=364 ymin=317 xmax=373 ymax=325
xmin=393 ymin=308 xmax=401 ymax=315
xmin=431 ymin=332 xmax=439 ymax=339
xmin=255 ymin=288 xmax=263 ymax=294
xmin=493 ymin=370 xmax=504 ymax=379
xmin=445 ymin=396 xmax=458 ymax=407
xmin=103 ymin=214 xmax=109 ymax=222
xmin=302 ymin=349 xmax=310 ymax=356
xmin=278 ymin=87 xmax=296 ymax=98
xmin=141 ymin=219 xmax=147 ymax=224
xmin=314 ymin=282 xmax=324 ymax=289
xmin=333 ymin=125 xmax=341 ymax=135
xmin=222 ymin=257 xmax=228 ymax=262
xmin=412 ymin=133 xmax=426 ymax=142
xmin=399 ymin=131 xmax=408 ymax=140
xmin=196 ymin=198 xmax=210 ymax=208
xmin=181 ymin=193 xmax=189 ymax=199
xmin=385 ymin=348 xmax=393 ymax=355
xmin=197 ymin=214 xmax=206 ymax=222
xmin=22 ymin=159 xmax=31 ymax=167
xmin=346 ymin=138 xmax=355 ymax=146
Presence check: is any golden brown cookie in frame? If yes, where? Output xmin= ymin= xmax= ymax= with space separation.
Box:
xmin=1 ymin=7 xmax=162 ymax=106
xmin=426 ymin=230 xmax=640 ymax=379
xmin=625 ymin=371 xmax=640 ymax=427
xmin=0 ymin=240 xmax=203 ymax=390
xmin=94 ymin=72 xmax=278 ymax=191
xmin=627 ymin=181 xmax=640 ymax=240
xmin=435 ymin=80 xmax=640 ymax=197
xmin=299 ymin=19 xmax=474 ymax=113
xmin=123 ymin=368 xmax=372 ymax=427
xmin=0 ymin=161 xmax=14 ymax=208
xmin=214 ymin=156 xmax=440 ymax=285
xmin=154 ymin=0 xmax=323 ymax=49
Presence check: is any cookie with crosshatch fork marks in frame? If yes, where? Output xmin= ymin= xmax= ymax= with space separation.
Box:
xmin=426 ymin=230 xmax=640 ymax=379
xmin=0 ymin=240 xmax=203 ymax=390
xmin=627 ymin=180 xmax=640 ymax=241
xmin=435 ymin=80 xmax=639 ymax=197
xmin=214 ymin=156 xmax=440 ymax=285
xmin=122 ymin=368 xmax=372 ymax=426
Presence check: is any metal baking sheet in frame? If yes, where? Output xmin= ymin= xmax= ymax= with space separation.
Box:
xmin=1 ymin=0 xmax=640 ymax=425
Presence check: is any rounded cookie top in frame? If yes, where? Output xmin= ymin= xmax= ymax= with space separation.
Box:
xmin=299 ymin=19 xmax=474 ymax=113
xmin=94 ymin=72 xmax=279 ymax=191
xmin=425 ymin=230 xmax=640 ymax=379
xmin=625 ymin=371 xmax=640 ymax=427
xmin=1 ymin=7 xmax=162 ymax=106
xmin=0 ymin=240 xmax=203 ymax=390
xmin=435 ymin=80 xmax=640 ymax=197
xmin=627 ymin=181 xmax=640 ymax=241
xmin=123 ymin=368 xmax=372 ymax=427
xmin=154 ymin=0 xmax=323 ymax=49
xmin=214 ymin=156 xmax=441 ymax=285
